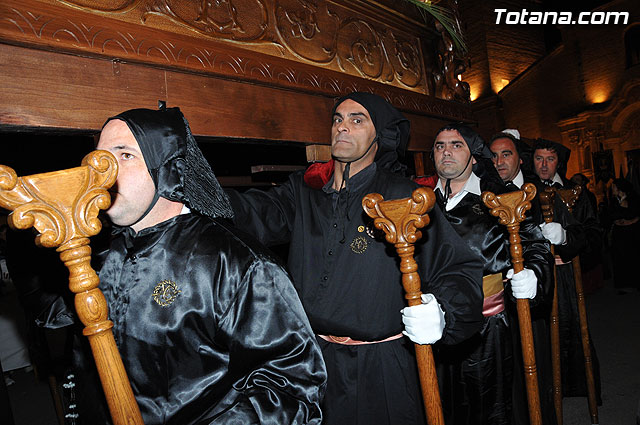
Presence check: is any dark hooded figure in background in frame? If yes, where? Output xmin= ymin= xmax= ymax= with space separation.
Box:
xmin=531 ymin=138 xmax=603 ymax=403
xmin=87 ymin=106 xmax=327 ymax=424
xmin=226 ymin=92 xmax=484 ymax=425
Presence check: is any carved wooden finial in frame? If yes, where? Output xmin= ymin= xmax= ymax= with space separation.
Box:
xmin=482 ymin=183 xmax=536 ymax=274
xmin=538 ymin=186 xmax=556 ymax=224
xmin=482 ymin=183 xmax=536 ymax=229
xmin=0 ymin=149 xmax=117 ymax=247
xmin=362 ymin=186 xmax=435 ymax=246
xmin=557 ymin=186 xmax=582 ymax=213
xmin=0 ymin=150 xmax=144 ymax=425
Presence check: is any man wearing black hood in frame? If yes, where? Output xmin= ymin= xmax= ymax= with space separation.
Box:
xmin=532 ymin=139 xmax=602 ymax=253
xmin=428 ymin=124 xmax=555 ymax=425
xmin=490 ymin=131 xmax=587 ymax=252
xmin=226 ymin=92 xmax=483 ymax=425
xmin=489 ymin=130 xmax=592 ymax=422
xmin=92 ymin=106 xmax=327 ymax=424
xmin=531 ymin=139 xmax=603 ymax=403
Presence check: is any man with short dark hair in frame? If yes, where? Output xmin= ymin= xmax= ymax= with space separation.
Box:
xmin=430 ymin=124 xmax=554 ymax=425
xmin=490 ymin=130 xmax=525 ymax=185
xmin=226 ymin=92 xmax=484 ymax=425
xmin=92 ymin=106 xmax=327 ymax=424
xmin=489 ymin=130 xmax=592 ymax=421
xmin=531 ymin=138 xmax=602 ymax=402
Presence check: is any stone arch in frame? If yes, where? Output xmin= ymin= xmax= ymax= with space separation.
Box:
xmin=612 ymin=101 xmax=640 ymax=134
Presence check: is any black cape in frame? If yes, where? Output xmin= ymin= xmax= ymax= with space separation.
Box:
xmin=533 ymin=175 xmax=603 ymax=402
xmin=227 ymin=164 xmax=484 ymax=425
xmin=97 ymin=213 xmax=326 ymax=424
xmin=433 ymin=180 xmax=556 ymax=425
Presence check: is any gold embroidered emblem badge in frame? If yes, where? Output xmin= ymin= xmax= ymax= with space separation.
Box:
xmin=350 ymin=235 xmax=368 ymax=254
xmin=472 ymin=204 xmax=485 ymax=216
xmin=152 ymin=280 xmax=181 ymax=307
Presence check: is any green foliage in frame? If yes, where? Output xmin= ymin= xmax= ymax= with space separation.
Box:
xmin=403 ymin=0 xmax=467 ymax=55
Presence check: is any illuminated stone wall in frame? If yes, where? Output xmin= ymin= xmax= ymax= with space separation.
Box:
xmin=461 ymin=0 xmax=639 ymax=186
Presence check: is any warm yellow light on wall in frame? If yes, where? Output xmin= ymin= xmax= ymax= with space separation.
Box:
xmin=588 ymin=91 xmax=608 ymax=104
xmin=470 ymin=84 xmax=479 ymax=101
xmin=490 ymin=78 xmax=510 ymax=94
xmin=586 ymin=83 xmax=611 ymax=104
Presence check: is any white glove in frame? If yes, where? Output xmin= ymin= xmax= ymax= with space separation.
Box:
xmin=539 ymin=222 xmax=567 ymax=245
xmin=401 ymin=293 xmax=446 ymax=345
xmin=507 ymin=268 xmax=537 ymax=299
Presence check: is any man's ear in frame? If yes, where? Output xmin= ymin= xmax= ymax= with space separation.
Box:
xmin=472 ymin=157 xmax=477 ymax=165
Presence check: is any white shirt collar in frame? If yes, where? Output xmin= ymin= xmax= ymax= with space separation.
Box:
xmin=512 ymin=169 xmax=524 ymax=189
xmin=552 ymin=172 xmax=564 ymax=187
xmin=180 ymin=204 xmax=191 ymax=215
xmin=436 ymin=172 xmax=481 ymax=211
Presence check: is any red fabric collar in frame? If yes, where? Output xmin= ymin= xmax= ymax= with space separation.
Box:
xmin=304 ymin=161 xmax=437 ymax=191
xmin=414 ymin=175 xmax=438 ymax=188
xmin=304 ymin=160 xmax=335 ymax=189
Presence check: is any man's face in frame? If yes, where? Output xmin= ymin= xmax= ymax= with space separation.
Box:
xmin=533 ymin=148 xmax=559 ymax=180
xmin=97 ymin=120 xmax=156 ymax=228
xmin=490 ymin=137 xmax=522 ymax=182
xmin=433 ymin=129 xmax=475 ymax=181
xmin=331 ymin=99 xmax=378 ymax=165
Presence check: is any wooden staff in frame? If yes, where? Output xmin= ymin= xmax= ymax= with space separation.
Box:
xmin=482 ymin=183 xmax=542 ymax=425
xmin=362 ymin=187 xmax=443 ymax=425
xmin=538 ymin=187 xmax=563 ymax=425
xmin=557 ymin=186 xmax=599 ymax=424
xmin=0 ymin=151 xmax=144 ymax=425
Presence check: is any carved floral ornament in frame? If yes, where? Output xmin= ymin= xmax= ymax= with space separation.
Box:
xmin=7 ymin=0 xmax=455 ymax=93
xmin=0 ymin=150 xmax=117 ymax=248
xmin=153 ymin=0 xmax=428 ymax=90
xmin=0 ymin=0 xmax=473 ymax=111
xmin=362 ymin=187 xmax=435 ymax=246
xmin=620 ymin=113 xmax=640 ymax=147
xmin=481 ymin=183 xmax=536 ymax=228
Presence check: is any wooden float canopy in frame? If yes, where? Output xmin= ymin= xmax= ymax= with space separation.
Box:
xmin=0 ymin=0 xmax=473 ymax=161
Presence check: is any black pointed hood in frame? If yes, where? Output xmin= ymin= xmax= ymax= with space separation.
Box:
xmin=434 ymin=123 xmax=502 ymax=192
xmin=104 ymin=106 xmax=234 ymax=222
xmin=332 ymin=92 xmax=410 ymax=174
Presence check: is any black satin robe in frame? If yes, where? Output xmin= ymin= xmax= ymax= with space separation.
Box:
xmin=539 ymin=176 xmax=602 ymax=402
xmin=96 ymin=213 xmax=327 ymax=425
xmin=227 ymin=163 xmax=484 ymax=425
xmin=433 ymin=185 xmax=556 ymax=425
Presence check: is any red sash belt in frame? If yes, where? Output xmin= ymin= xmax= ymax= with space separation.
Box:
xmin=317 ymin=333 xmax=404 ymax=345
xmin=554 ymin=255 xmax=570 ymax=265
xmin=483 ymin=290 xmax=505 ymax=317
xmin=482 ymin=272 xmax=505 ymax=317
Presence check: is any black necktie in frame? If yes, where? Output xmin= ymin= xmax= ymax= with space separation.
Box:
xmin=504 ymin=181 xmax=518 ymax=191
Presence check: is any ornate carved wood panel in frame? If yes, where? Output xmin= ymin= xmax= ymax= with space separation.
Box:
xmin=19 ymin=0 xmax=429 ymax=93
xmin=0 ymin=0 xmax=472 ymax=150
